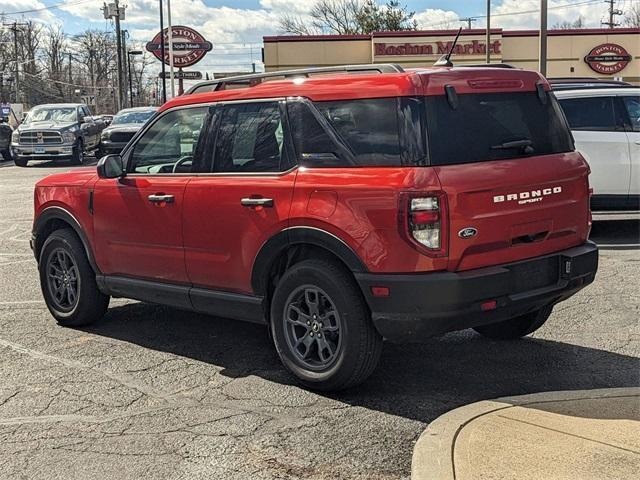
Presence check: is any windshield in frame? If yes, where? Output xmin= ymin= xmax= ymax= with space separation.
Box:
xmin=112 ymin=110 xmax=155 ymax=125
xmin=425 ymin=91 xmax=574 ymax=165
xmin=25 ymin=107 xmax=77 ymax=124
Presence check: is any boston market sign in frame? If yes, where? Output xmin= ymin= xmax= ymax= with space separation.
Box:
xmin=146 ymin=25 xmax=212 ymax=68
xmin=584 ymin=43 xmax=632 ymax=74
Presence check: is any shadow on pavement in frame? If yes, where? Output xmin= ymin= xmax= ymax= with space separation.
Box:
xmin=84 ymin=302 xmax=640 ymax=423
xmin=590 ymin=220 xmax=639 ymax=249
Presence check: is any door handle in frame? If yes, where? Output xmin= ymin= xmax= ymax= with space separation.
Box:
xmin=635 ymin=140 xmax=640 ymax=145
xmin=148 ymin=194 xmax=175 ymax=203
xmin=241 ymin=197 xmax=274 ymax=207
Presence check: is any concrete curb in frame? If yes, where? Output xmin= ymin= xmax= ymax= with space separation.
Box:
xmin=411 ymin=387 xmax=640 ymax=480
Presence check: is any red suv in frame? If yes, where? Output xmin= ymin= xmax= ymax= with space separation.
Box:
xmin=32 ymin=64 xmax=598 ymax=390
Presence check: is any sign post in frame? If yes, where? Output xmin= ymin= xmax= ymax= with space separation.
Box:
xmin=146 ymin=26 xmax=212 ymax=97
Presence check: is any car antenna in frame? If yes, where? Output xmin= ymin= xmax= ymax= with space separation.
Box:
xmin=434 ymin=27 xmax=463 ymax=67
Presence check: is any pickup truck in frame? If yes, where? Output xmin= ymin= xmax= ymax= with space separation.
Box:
xmin=11 ymin=103 xmax=105 ymax=167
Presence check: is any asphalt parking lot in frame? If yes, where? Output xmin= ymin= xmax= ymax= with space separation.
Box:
xmin=0 ymin=159 xmax=638 ymax=480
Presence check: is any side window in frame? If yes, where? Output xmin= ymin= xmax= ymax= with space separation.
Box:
xmin=559 ymin=97 xmax=622 ymax=132
xmin=622 ymin=96 xmax=640 ymax=132
xmin=129 ymin=107 xmax=208 ymax=174
xmin=213 ymin=102 xmax=288 ymax=173
xmin=315 ymin=98 xmax=402 ymax=166
xmin=287 ymin=100 xmax=353 ymax=167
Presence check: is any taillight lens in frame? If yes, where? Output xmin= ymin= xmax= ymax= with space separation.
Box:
xmin=401 ymin=192 xmax=448 ymax=257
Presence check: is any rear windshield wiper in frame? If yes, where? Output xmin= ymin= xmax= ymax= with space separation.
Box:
xmin=490 ymin=139 xmax=535 ymax=154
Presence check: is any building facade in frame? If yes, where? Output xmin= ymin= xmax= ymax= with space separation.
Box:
xmin=263 ymin=28 xmax=640 ymax=83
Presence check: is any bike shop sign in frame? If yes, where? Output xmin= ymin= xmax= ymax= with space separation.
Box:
xmin=584 ymin=43 xmax=632 ymax=74
xmin=146 ymin=26 xmax=212 ymax=68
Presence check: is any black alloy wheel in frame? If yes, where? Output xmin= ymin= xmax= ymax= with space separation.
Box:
xmin=283 ymin=285 xmax=343 ymax=370
xmin=45 ymin=248 xmax=80 ymax=313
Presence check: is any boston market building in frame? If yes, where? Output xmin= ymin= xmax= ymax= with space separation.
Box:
xmin=263 ymin=28 xmax=639 ymax=83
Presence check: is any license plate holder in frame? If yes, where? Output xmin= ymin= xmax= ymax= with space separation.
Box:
xmin=34 ymin=146 xmax=46 ymax=154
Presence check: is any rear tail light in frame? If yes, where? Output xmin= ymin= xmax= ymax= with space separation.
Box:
xmin=400 ymin=192 xmax=448 ymax=257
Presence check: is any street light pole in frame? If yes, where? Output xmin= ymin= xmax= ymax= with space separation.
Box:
xmin=167 ymin=0 xmax=176 ymax=98
xmin=485 ymin=1 xmax=491 ymax=64
xmin=127 ymin=50 xmax=142 ymax=108
xmin=159 ymin=0 xmax=167 ymax=103
xmin=539 ymin=0 xmax=548 ymax=76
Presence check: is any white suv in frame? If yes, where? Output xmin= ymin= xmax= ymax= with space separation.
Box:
xmin=555 ymin=88 xmax=639 ymax=212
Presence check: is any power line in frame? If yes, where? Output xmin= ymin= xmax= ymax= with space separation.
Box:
xmin=0 ymin=0 xmax=95 ymax=16
xmin=602 ymin=0 xmax=624 ymax=27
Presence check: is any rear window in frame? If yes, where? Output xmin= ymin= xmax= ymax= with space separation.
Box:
xmin=426 ymin=92 xmax=574 ymax=166
xmin=558 ymin=96 xmax=625 ymax=132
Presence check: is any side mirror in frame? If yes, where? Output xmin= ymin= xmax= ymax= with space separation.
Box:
xmin=97 ymin=154 xmax=124 ymax=179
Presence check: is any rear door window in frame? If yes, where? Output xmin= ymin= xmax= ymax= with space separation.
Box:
xmin=426 ymin=91 xmax=574 ymax=166
xmin=213 ymin=101 xmax=290 ymax=173
xmin=558 ymin=96 xmax=624 ymax=132
xmin=621 ymin=96 xmax=640 ymax=132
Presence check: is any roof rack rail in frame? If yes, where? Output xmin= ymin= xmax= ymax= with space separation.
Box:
xmin=185 ymin=64 xmax=405 ymax=95
xmin=456 ymin=63 xmax=517 ymax=69
xmin=547 ymin=77 xmax=632 ymax=90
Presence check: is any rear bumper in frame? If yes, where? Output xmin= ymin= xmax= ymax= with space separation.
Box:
xmin=355 ymin=241 xmax=598 ymax=343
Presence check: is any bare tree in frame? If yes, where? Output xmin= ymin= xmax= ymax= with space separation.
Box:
xmin=279 ymin=0 xmax=416 ymax=35
xmin=624 ymin=4 xmax=640 ymax=27
xmin=552 ymin=16 xmax=584 ymax=29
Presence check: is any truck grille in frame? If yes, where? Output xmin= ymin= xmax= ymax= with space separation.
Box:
xmin=19 ymin=131 xmax=63 ymax=145
xmin=110 ymin=131 xmax=135 ymax=143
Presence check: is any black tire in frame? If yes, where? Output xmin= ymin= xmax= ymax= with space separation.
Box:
xmin=473 ymin=306 xmax=553 ymax=340
xmin=14 ymin=156 xmax=27 ymax=167
xmin=70 ymin=139 xmax=84 ymax=165
xmin=2 ymin=149 xmax=11 ymax=162
xmin=39 ymin=228 xmax=109 ymax=327
xmin=270 ymin=258 xmax=382 ymax=391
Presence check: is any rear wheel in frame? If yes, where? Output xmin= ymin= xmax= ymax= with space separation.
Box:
xmin=473 ymin=306 xmax=553 ymax=340
xmin=270 ymin=258 xmax=382 ymax=391
xmin=39 ymin=228 xmax=109 ymax=327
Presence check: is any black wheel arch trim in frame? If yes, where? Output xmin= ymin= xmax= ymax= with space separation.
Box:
xmin=251 ymin=226 xmax=367 ymax=296
xmin=33 ymin=206 xmax=100 ymax=274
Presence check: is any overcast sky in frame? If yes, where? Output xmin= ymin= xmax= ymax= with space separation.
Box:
xmin=1 ymin=0 xmax=638 ymax=74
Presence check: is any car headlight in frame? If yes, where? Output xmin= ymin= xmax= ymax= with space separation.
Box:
xmin=101 ymin=130 xmax=111 ymax=140
xmin=11 ymin=130 xmax=19 ymax=143
xmin=62 ymin=131 xmax=76 ymax=143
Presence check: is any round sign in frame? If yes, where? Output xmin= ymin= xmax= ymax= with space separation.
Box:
xmin=146 ymin=25 xmax=212 ymax=68
xmin=584 ymin=43 xmax=632 ymax=74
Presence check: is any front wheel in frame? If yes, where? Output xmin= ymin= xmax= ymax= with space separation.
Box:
xmin=473 ymin=306 xmax=553 ymax=340
xmin=14 ymin=156 xmax=27 ymax=167
xmin=270 ymin=259 xmax=382 ymax=391
xmin=39 ymin=228 xmax=109 ymax=327
xmin=70 ymin=139 xmax=84 ymax=165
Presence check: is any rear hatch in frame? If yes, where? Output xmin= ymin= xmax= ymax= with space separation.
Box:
xmin=424 ymin=79 xmax=591 ymax=272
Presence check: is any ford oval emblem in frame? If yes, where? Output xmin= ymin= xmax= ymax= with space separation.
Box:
xmin=458 ymin=227 xmax=478 ymax=239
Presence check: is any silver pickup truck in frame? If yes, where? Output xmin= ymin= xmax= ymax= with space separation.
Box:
xmin=11 ymin=103 xmax=105 ymax=167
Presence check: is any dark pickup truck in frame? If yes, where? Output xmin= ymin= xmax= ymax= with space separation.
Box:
xmin=11 ymin=103 xmax=105 ymax=167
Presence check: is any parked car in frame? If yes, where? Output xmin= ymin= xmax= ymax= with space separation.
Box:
xmin=99 ymin=114 xmax=114 ymax=126
xmin=555 ymin=87 xmax=639 ymax=211
xmin=11 ymin=103 xmax=105 ymax=167
xmin=31 ymin=64 xmax=598 ymax=391
xmin=0 ymin=117 xmax=12 ymax=161
xmin=98 ymin=107 xmax=157 ymax=156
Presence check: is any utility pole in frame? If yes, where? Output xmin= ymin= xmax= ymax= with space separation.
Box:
xmin=486 ymin=1 xmax=491 ymax=63
xmin=460 ymin=17 xmax=477 ymax=29
xmin=103 ymin=2 xmax=126 ymax=111
xmin=2 ymin=22 xmax=28 ymax=104
xmin=68 ymin=52 xmax=73 ymax=101
xmin=539 ymin=0 xmax=548 ymax=76
xmin=602 ymin=0 xmax=622 ymax=28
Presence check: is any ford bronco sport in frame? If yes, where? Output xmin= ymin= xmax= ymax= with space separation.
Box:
xmin=32 ymin=64 xmax=598 ymax=391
